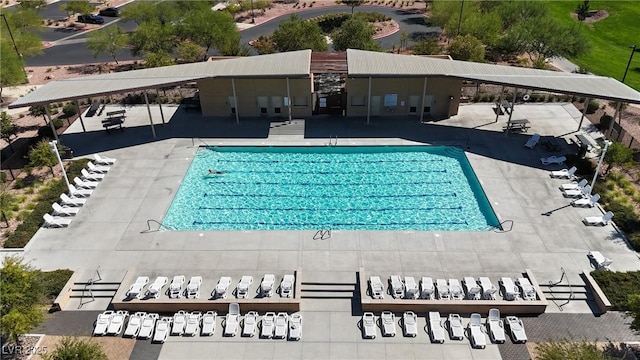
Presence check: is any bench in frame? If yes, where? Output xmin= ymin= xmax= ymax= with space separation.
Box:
xmin=106 ymin=110 xmax=126 ymax=118
xmin=503 ymin=119 xmax=530 ymax=132
xmin=575 ymin=134 xmax=598 ymax=150
xmin=500 ymin=100 xmax=513 ymax=115
xmin=102 ymin=118 xmax=124 ymax=131
xmin=85 ymin=102 xmax=101 ymax=117
xmin=541 ymin=136 xmax=563 ymax=152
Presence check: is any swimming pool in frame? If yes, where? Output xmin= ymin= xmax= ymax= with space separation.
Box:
xmin=163 ymin=146 xmax=500 ymax=231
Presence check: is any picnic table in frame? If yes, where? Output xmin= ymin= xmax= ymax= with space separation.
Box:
xmin=503 ymin=119 xmax=530 ymax=132
xmin=575 ymin=133 xmax=598 ymax=150
xmin=102 ymin=109 xmax=126 ymax=131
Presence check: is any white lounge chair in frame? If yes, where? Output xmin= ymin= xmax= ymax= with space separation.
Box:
xmin=223 ymin=303 xmax=240 ymax=337
xmin=469 ymin=313 xmax=487 ymax=349
xmin=138 ymin=313 xmax=158 ymax=339
xmin=420 ymin=277 xmax=435 ymax=299
xmin=73 ymin=176 xmax=98 ymax=189
xmin=153 ymin=317 xmax=171 ymax=343
xmin=524 ymin=133 xmax=540 ymax=149
xmin=500 ymin=277 xmax=520 ymax=300
xmin=274 ymin=312 xmax=288 ymax=339
xmin=186 ymin=276 xmax=202 ymax=299
xmin=583 ymin=211 xmax=614 ymax=226
xmin=93 ymin=310 xmax=114 ymax=336
xmin=169 ymin=275 xmax=185 ymax=299
xmin=145 ymin=276 xmax=168 ymax=299
xmin=280 ymin=274 xmax=294 ymax=298
xmin=516 ymin=277 xmax=536 ymax=300
xmin=214 ymin=276 xmax=232 ymax=299
xmin=260 ymin=312 xmax=276 ymax=339
xmin=52 ymin=203 xmax=80 ymax=216
xmin=171 ymin=310 xmax=187 ymax=336
xmin=126 ymin=276 xmax=149 ymax=300
xmin=464 ymin=277 xmax=481 ymax=300
xmin=242 ymin=311 xmax=258 ymax=337
xmin=449 ymin=279 xmax=464 ymax=300
xmin=288 ymin=313 xmax=303 ymax=341
xmin=369 ymin=276 xmax=385 ymax=299
xmin=381 ymin=311 xmax=396 ymax=337
xmin=201 ymin=311 xmax=217 ymax=336
xmin=124 ymin=312 xmax=146 ymax=338
xmin=541 ymin=155 xmax=566 ymax=165
xmin=87 ymin=161 xmax=110 ymax=173
xmin=572 ymin=194 xmax=600 ymax=208
xmin=436 ymin=279 xmax=450 ymax=300
xmin=487 ymin=309 xmax=506 ymax=343
xmin=389 ymin=275 xmax=404 ymax=299
xmin=81 ymin=168 xmax=105 ymax=181
xmin=560 ymin=178 xmax=588 ymax=191
xmin=60 ymin=193 xmax=86 ymax=207
xmin=588 ymin=251 xmax=613 ymax=270
xmin=184 ymin=311 xmax=201 ymax=337
xmin=563 ymin=184 xmax=591 ymax=198
xmin=94 ymin=153 xmax=116 ymax=165
xmin=402 ymin=311 xmax=417 ymax=337
xmin=43 ymin=213 xmax=72 ymax=228
xmin=361 ymin=312 xmax=376 ymax=339
xmin=428 ymin=311 xmax=445 ymax=343
xmin=236 ymin=275 xmax=253 ymax=299
xmin=448 ymin=313 xmax=464 ymax=340
xmin=506 ymin=316 xmax=527 ymax=343
xmin=404 ymin=276 xmax=418 ymax=299
xmin=68 ymin=184 xmax=93 ymax=198
xmin=260 ymin=274 xmax=275 ymax=297
xmin=550 ymin=166 xmax=577 ymax=179
xmin=107 ymin=310 xmax=128 ymax=336
xmin=479 ymin=277 xmax=497 ymax=300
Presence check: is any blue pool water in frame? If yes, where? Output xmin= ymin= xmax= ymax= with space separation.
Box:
xmin=163 ymin=146 xmax=500 ymax=231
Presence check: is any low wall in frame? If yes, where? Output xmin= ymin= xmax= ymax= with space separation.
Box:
xmin=52 ymin=270 xmax=80 ymax=312
xmin=359 ymin=268 xmax=548 ymax=315
xmin=581 ymin=270 xmax=611 ymax=314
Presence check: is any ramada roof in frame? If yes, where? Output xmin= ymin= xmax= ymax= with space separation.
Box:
xmin=9 ymin=48 xmax=640 ymax=109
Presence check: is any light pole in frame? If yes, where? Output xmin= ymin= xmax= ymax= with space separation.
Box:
xmin=622 ymin=45 xmax=638 ymax=83
xmin=49 ymin=140 xmax=71 ymax=194
xmin=0 ymin=13 xmax=27 ymax=79
xmin=590 ymin=140 xmax=612 ymax=193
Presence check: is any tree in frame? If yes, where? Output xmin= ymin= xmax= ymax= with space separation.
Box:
xmin=252 ymin=36 xmax=277 ymax=55
xmin=17 ymin=0 xmax=46 ymax=10
xmin=603 ymin=141 xmax=634 ymax=175
xmin=128 ymin=21 xmax=177 ymax=58
xmin=412 ymin=39 xmax=441 ymax=55
xmin=28 ymin=140 xmax=57 ymax=176
xmin=29 ymin=105 xmax=50 ymax=125
xmin=0 ymin=42 xmax=26 ymax=100
xmin=576 ymin=0 xmax=590 ymax=27
xmin=176 ymin=41 xmax=206 ymax=63
xmin=0 ymin=257 xmax=44 ymax=345
xmin=535 ymin=339 xmax=613 ymax=360
xmin=179 ymin=10 xmax=239 ymax=61
xmin=331 ymin=17 xmax=381 ymax=52
xmin=340 ymin=0 xmax=365 ymax=14
xmin=629 ymin=294 xmax=640 ymax=332
xmin=86 ymin=25 xmax=127 ymax=64
xmin=271 ymin=15 xmax=327 ymax=52
xmin=447 ymin=34 xmax=485 ymax=62
xmin=399 ymin=31 xmax=410 ymax=52
xmin=59 ymin=0 xmax=94 ymax=20
xmin=0 ymin=183 xmax=17 ymax=226
xmin=42 ymin=337 xmax=108 ymax=360
xmin=0 ymin=112 xmax=18 ymax=152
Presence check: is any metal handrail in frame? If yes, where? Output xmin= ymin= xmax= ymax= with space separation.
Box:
xmin=191 ymin=137 xmax=211 ymax=147
xmin=78 ymin=266 xmax=100 ymax=309
xmin=548 ymin=267 xmax=574 ymax=311
xmin=494 ymin=220 xmax=514 ymax=233
xmin=313 ymin=228 xmax=332 ymax=240
xmin=142 ymin=219 xmax=174 ymax=233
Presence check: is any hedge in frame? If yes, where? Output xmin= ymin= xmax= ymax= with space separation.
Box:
xmin=34 ymin=269 xmax=73 ymax=301
xmin=591 ymin=270 xmax=640 ymax=310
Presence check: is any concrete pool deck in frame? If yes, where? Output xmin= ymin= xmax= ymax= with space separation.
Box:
xmin=10 ymin=102 xmax=640 ymax=359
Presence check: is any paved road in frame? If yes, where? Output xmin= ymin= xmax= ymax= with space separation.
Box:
xmin=25 ymin=5 xmax=440 ymax=66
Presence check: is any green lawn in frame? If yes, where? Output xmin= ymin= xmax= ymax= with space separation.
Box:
xmin=543 ymin=1 xmax=640 ymax=91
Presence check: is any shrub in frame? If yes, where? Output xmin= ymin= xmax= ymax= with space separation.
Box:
xmin=599 ymin=114 xmax=613 ymax=129
xmin=62 ymin=103 xmax=77 ymax=118
xmin=586 ymin=99 xmax=599 ymax=114
xmin=591 ymin=270 xmax=640 ymax=310
xmin=42 ymin=337 xmax=108 ymax=360
xmin=534 ymin=339 xmax=614 ymax=360
xmin=34 ymin=269 xmax=73 ymax=301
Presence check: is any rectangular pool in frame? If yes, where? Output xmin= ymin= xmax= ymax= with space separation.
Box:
xmin=163 ymin=146 xmax=500 ymax=231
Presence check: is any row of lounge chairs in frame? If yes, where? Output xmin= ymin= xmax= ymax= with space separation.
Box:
xmin=42 ymin=155 xmax=115 ymax=228
xmin=369 ymin=276 xmax=536 ymax=301
xmin=549 ymin=168 xmax=614 ymax=226
xmin=125 ymin=274 xmax=295 ymax=300
xmin=361 ymin=309 xmax=527 ymax=346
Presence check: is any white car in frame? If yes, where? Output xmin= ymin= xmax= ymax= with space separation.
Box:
xmin=381 ymin=311 xmax=396 ymax=337
xmin=260 ymin=312 xmax=276 ymax=339
xmin=106 ymin=310 xmax=128 ymax=336
xmin=201 ymin=311 xmax=217 ymax=336
xmin=138 ymin=313 xmax=159 ymax=339
xmin=288 ymin=313 xmax=302 ymax=341
xmin=274 ymin=313 xmax=288 ymax=339
xmin=402 ymin=311 xmax=417 ymax=337
xmin=124 ymin=312 xmax=146 ymax=338
xmin=171 ymin=311 xmax=187 ymax=336
xmin=153 ymin=317 xmax=172 ymax=343
xmin=93 ymin=311 xmax=114 ymax=336
xmin=361 ymin=312 xmax=376 ymax=339
xmin=242 ymin=311 xmax=258 ymax=337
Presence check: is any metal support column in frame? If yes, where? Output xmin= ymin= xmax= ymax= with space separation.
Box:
xmin=231 ymin=78 xmax=239 ymax=125
xmin=286 ymin=77 xmax=292 ymax=123
xmin=44 ymin=104 xmax=60 ymax=143
xmin=366 ymin=76 xmax=372 ymax=125
xmin=495 ymin=85 xmax=504 ymax=123
xmin=74 ymin=100 xmax=86 ymax=132
xmin=505 ymin=89 xmax=517 ymax=136
xmin=577 ymin=97 xmax=590 ymax=131
xmin=143 ymin=91 xmax=156 ymax=138
xmin=419 ymin=77 xmax=428 ymax=123
xmin=607 ymin=102 xmax=622 ymax=138
xmin=156 ymin=89 xmax=165 ymax=124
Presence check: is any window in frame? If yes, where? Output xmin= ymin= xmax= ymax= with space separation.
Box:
xmin=260 ymin=107 xmax=268 ymax=114
xmin=409 ymin=106 xmax=417 ymax=113
xmin=294 ymin=96 xmax=308 ymax=106
xmin=423 ymin=106 xmax=431 ymax=113
xmin=274 ymin=107 xmax=281 ymax=113
xmin=384 ymin=94 xmax=398 ymax=107
xmin=351 ymin=96 xmax=365 ymax=106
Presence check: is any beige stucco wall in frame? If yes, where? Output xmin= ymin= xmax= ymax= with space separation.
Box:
xmin=345 ymin=77 xmax=462 ymax=119
xmin=197 ymin=77 xmax=313 ymax=118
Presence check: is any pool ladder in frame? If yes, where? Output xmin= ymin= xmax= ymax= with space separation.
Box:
xmin=314 ymin=227 xmax=332 ymax=240
xmin=326 ymin=136 xmax=338 ymax=147
xmin=142 ymin=219 xmax=175 ymax=233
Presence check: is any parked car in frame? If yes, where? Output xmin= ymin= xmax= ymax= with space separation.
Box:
xmin=98 ymin=7 xmax=119 ymax=17
xmin=77 ymin=14 xmax=104 ymax=24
